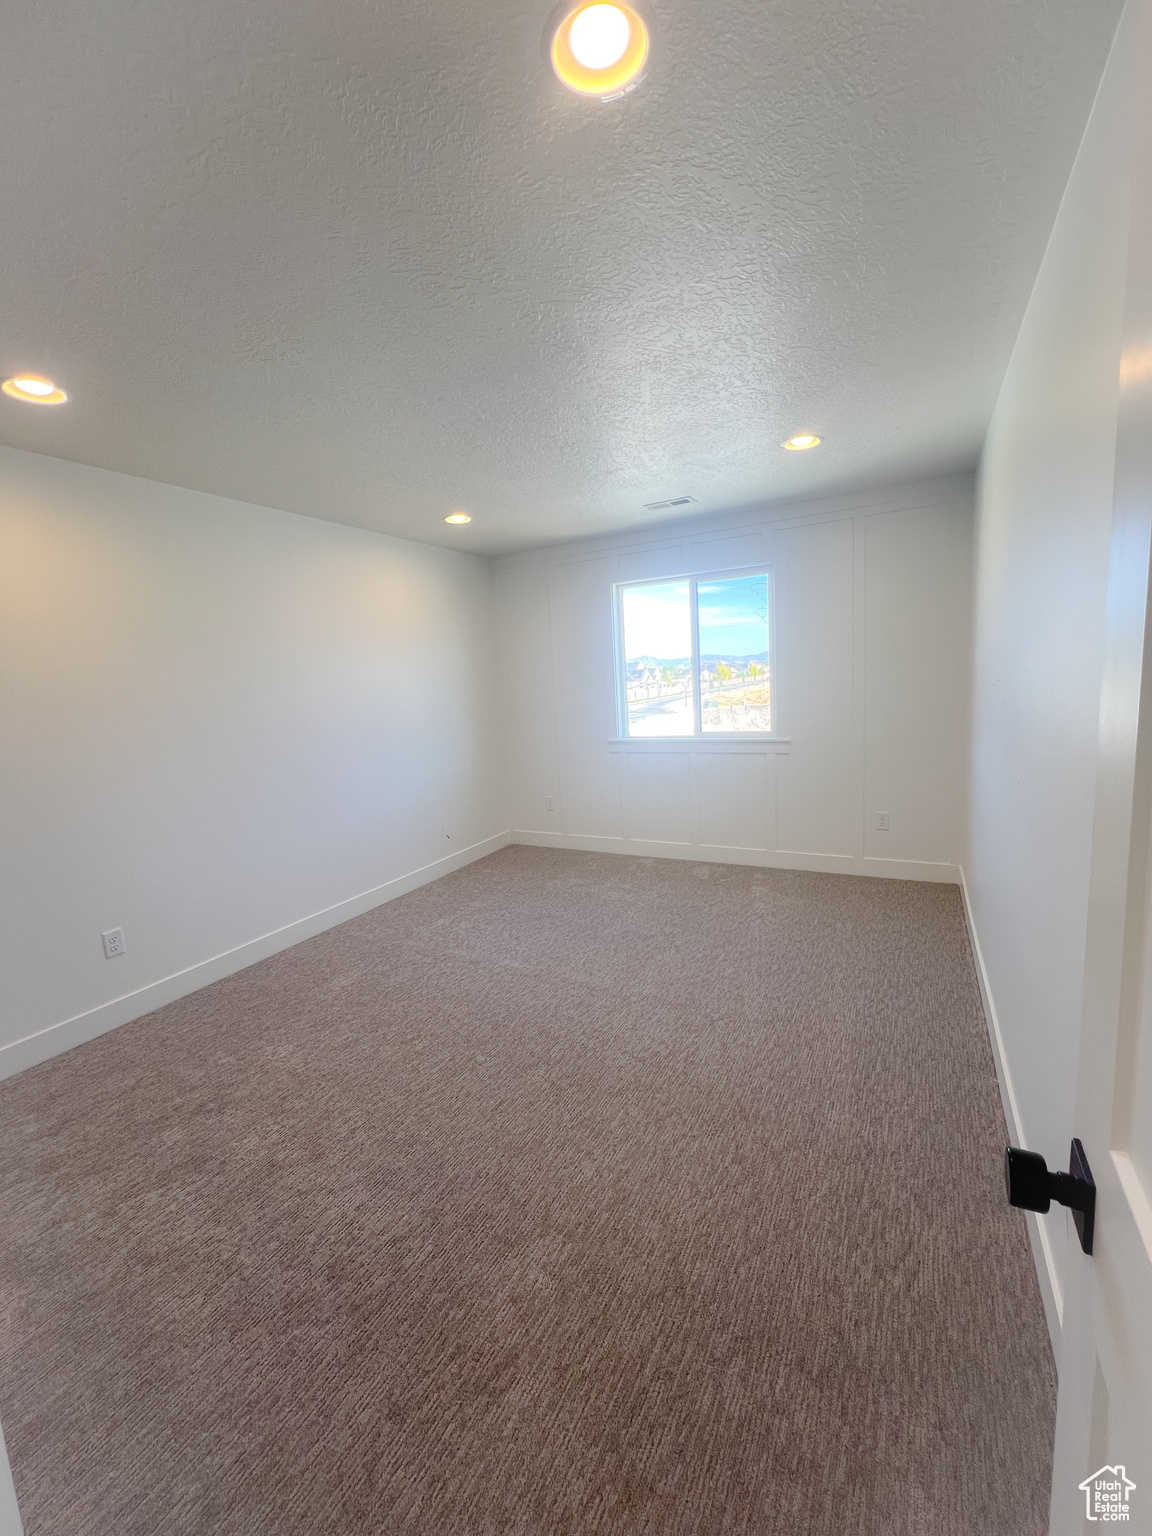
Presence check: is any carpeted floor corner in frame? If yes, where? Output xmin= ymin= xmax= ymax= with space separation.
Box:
xmin=0 ymin=846 xmax=1055 ymax=1535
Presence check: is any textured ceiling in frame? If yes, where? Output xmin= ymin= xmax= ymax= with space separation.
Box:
xmin=0 ymin=0 xmax=1122 ymax=553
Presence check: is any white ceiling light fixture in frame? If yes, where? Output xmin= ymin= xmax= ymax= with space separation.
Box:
xmin=444 ymin=511 xmax=472 ymax=525
xmin=2 ymin=373 xmax=68 ymax=405
xmin=783 ymin=433 xmax=821 ymax=450
xmin=569 ymin=4 xmax=630 ymax=68
xmin=548 ymin=1 xmax=650 ymax=100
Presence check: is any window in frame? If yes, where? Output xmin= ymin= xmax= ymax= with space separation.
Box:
xmin=616 ymin=569 xmax=773 ymax=738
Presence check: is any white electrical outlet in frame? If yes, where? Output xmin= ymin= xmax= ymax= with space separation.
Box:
xmin=102 ymin=927 xmax=126 ymax=959
xmin=875 ymin=811 xmax=890 ymax=831
xmin=545 ymin=795 xmax=556 ymax=811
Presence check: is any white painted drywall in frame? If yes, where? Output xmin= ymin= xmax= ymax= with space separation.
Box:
xmin=964 ymin=0 xmax=1135 ymax=1335
xmin=0 ymin=445 xmax=509 ymax=1074
xmin=495 ymin=477 xmax=973 ymax=880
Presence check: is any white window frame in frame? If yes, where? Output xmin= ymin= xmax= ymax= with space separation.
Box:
xmin=613 ymin=565 xmax=778 ymax=741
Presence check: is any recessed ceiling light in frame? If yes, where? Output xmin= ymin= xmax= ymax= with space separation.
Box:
xmin=550 ymin=2 xmax=649 ymax=99
xmin=444 ymin=512 xmax=472 ymax=525
xmin=783 ymin=433 xmax=821 ymax=450
xmin=2 ymin=373 xmax=68 ymax=405
xmin=570 ymin=3 xmax=630 ymax=66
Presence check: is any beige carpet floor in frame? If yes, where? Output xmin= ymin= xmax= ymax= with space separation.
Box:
xmin=0 ymin=846 xmax=1055 ymax=1536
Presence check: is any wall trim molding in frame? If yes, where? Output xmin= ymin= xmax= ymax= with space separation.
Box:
xmin=500 ymin=470 xmax=976 ymax=574
xmin=958 ymin=864 xmax=1063 ymax=1356
xmin=495 ymin=472 xmax=976 ymax=572
xmin=512 ymin=828 xmax=959 ymax=883
xmin=0 ymin=831 xmax=513 ymax=1082
xmin=606 ymin=737 xmax=791 ymax=754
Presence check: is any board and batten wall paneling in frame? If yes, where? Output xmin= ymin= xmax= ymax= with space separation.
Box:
xmin=495 ymin=476 xmax=974 ymax=881
xmin=696 ymin=752 xmax=772 ymax=853
xmin=624 ymin=753 xmax=693 ymax=846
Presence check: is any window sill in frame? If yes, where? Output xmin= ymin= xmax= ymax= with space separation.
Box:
xmin=608 ymin=737 xmax=790 ymax=754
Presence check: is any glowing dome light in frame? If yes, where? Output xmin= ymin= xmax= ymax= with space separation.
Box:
xmin=550 ymin=1 xmax=649 ymax=99
xmin=2 ymin=373 xmax=68 ymax=405
xmin=569 ymin=4 xmax=630 ymax=68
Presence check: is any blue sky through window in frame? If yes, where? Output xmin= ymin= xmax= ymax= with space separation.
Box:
xmin=697 ymin=573 xmax=769 ymax=659
xmin=621 ymin=574 xmax=769 ymax=662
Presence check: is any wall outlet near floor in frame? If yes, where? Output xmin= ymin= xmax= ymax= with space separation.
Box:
xmin=875 ymin=811 xmax=890 ymax=831
xmin=101 ymin=927 xmax=126 ymax=959
xmin=545 ymin=795 xmax=556 ymax=811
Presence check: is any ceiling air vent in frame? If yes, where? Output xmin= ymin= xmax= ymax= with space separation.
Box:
xmin=643 ymin=495 xmax=696 ymax=511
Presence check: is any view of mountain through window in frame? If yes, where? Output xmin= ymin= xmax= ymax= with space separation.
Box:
xmin=619 ymin=572 xmax=771 ymax=737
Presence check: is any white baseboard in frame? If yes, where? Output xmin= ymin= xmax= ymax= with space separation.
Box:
xmin=0 ymin=831 xmax=513 ymax=1081
xmin=958 ymin=865 xmax=1063 ymax=1356
xmin=511 ymin=828 xmax=959 ymax=884
xmin=1 ymin=829 xmax=951 ymax=1084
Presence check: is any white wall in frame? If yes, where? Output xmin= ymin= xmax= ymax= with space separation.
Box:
xmin=964 ymin=0 xmax=1136 ymax=1342
xmin=496 ymin=476 xmax=973 ymax=880
xmin=0 ymin=1419 xmax=21 ymax=1536
xmin=0 ymin=445 xmax=509 ymax=1076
